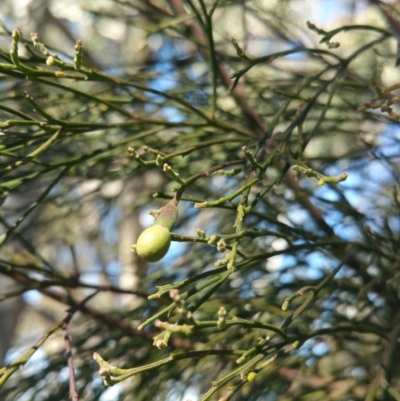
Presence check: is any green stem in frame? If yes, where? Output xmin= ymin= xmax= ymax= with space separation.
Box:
xmin=194 ymin=178 xmax=260 ymax=208
xmin=0 ymin=322 xmax=63 ymax=387
xmin=93 ymin=349 xmax=245 ymax=386
xmin=198 ymin=0 xmax=218 ymax=119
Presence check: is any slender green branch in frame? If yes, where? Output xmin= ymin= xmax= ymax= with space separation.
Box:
xmin=198 ymin=0 xmax=218 ymax=119
xmin=74 ymin=39 xmax=83 ymax=70
xmin=0 ymin=128 xmax=63 ymax=178
xmin=0 ymin=322 xmax=63 ymax=387
xmin=31 ymin=33 xmax=67 ymax=69
xmin=93 ymin=349 xmax=245 ymax=386
xmin=194 ymin=178 xmax=259 ymax=208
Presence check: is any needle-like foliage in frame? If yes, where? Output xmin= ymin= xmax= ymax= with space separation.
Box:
xmin=0 ymin=1 xmax=399 ymax=400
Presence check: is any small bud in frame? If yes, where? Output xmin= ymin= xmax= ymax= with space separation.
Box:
xmin=12 ymin=30 xmax=20 ymax=41
xmin=246 ymin=372 xmax=257 ymax=382
xmin=169 ymin=289 xmax=180 ymax=302
xmin=217 ymin=239 xmax=226 ymax=252
xmin=31 ymin=33 xmax=39 ymax=43
xmin=155 ymin=339 xmax=168 ymax=349
xmin=207 ymin=234 xmax=219 ymax=245
xmin=217 ymin=306 xmax=227 ymax=330
xmin=196 ymin=229 xmax=206 ymax=239
xmin=155 ymin=155 xmax=164 ymax=166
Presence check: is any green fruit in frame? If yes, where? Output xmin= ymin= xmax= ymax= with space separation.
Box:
xmin=246 ymin=372 xmax=257 ymax=382
xmin=135 ymin=225 xmax=171 ymax=262
xmin=154 ymin=201 xmax=178 ymax=230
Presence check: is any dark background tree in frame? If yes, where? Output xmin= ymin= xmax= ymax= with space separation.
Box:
xmin=0 ymin=1 xmax=399 ymax=400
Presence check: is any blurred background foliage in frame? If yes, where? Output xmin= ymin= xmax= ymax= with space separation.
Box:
xmin=0 ymin=0 xmax=399 ymax=400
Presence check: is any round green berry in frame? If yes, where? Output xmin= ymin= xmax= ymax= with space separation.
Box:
xmin=135 ymin=225 xmax=171 ymax=262
xmin=246 ymin=372 xmax=256 ymax=382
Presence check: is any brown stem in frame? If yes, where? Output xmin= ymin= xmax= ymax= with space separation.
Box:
xmin=62 ymin=322 xmax=79 ymax=401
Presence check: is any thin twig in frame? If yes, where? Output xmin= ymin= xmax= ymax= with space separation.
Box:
xmin=61 ymin=291 xmax=99 ymax=401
